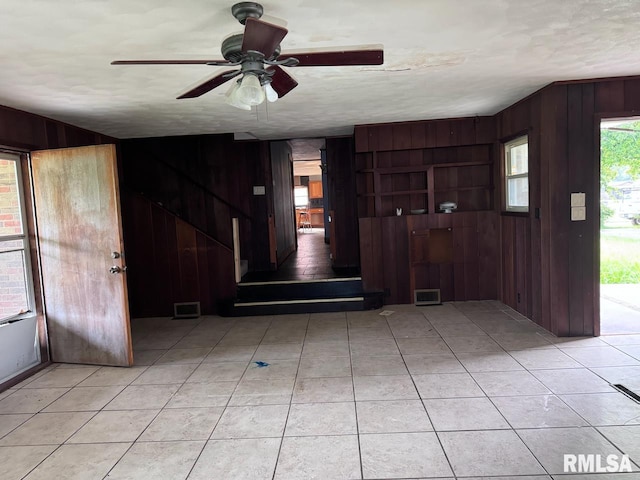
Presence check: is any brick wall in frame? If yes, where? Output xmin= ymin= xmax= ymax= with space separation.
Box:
xmin=0 ymin=159 xmax=28 ymax=318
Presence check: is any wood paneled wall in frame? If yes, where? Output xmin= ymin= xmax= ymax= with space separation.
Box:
xmin=354 ymin=116 xmax=499 ymax=303
xmin=326 ymin=136 xmax=360 ymax=268
xmin=497 ymin=76 xmax=640 ymax=336
xmin=122 ymin=191 xmax=235 ymax=317
xmin=359 ymin=212 xmax=499 ymax=305
xmin=0 ymin=104 xmax=115 ymax=151
xmin=120 ymin=134 xmax=273 ymax=272
xmin=355 ymin=116 xmax=496 ymax=152
xmin=270 ymin=141 xmax=296 ymax=266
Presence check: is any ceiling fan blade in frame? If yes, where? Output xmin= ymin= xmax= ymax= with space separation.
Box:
xmin=269 ymin=66 xmax=298 ymax=98
xmin=177 ymin=70 xmax=239 ymax=99
xmin=242 ymin=17 xmax=288 ymax=58
xmin=280 ymin=47 xmax=384 ymax=66
xmin=111 ymin=59 xmax=229 ymax=65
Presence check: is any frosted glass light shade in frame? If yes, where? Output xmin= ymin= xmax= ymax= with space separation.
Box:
xmin=236 ymin=74 xmax=265 ymax=106
xmin=225 ymin=80 xmax=251 ymax=110
xmin=265 ymin=83 xmax=279 ymax=103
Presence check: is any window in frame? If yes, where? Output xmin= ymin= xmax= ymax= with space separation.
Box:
xmin=504 ymin=136 xmax=529 ymax=212
xmin=294 ymin=186 xmax=309 ymax=207
xmin=0 ymin=153 xmax=35 ymax=323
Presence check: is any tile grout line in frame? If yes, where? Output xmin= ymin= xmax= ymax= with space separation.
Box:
xmin=346 ymin=311 xmax=366 ymax=480
xmin=271 ymin=312 xmax=311 ymax=480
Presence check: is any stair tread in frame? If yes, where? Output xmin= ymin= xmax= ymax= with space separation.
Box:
xmin=239 ymin=277 xmax=361 ymax=287
xmin=235 ymin=296 xmax=365 ymax=307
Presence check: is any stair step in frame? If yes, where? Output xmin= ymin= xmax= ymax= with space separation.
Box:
xmin=220 ymin=292 xmax=383 ymax=317
xmin=228 ymin=298 xmax=366 ymax=316
xmin=220 ymin=275 xmax=383 ymax=317
xmin=237 ymin=277 xmax=363 ymax=302
xmin=235 ymin=296 xmax=365 ymax=307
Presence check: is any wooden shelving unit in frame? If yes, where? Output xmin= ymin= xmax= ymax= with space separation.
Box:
xmin=355 ymin=144 xmax=494 ymax=217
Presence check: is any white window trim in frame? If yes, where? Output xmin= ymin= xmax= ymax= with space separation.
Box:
xmin=504 ymin=135 xmax=529 ymax=213
xmin=0 ymin=152 xmax=36 ymax=324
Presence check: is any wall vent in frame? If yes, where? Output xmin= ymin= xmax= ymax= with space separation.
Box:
xmin=414 ymin=289 xmax=441 ymax=306
xmin=173 ymin=302 xmax=201 ymax=319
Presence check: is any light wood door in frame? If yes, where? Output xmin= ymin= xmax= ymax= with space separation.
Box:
xmin=31 ymin=145 xmax=133 ymax=366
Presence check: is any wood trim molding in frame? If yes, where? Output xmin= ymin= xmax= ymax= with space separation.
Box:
xmin=0 ymin=361 xmax=51 ymax=393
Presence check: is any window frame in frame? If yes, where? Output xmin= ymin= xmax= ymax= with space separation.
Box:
xmin=0 ymin=152 xmax=36 ymax=324
xmin=503 ymin=135 xmax=530 ymax=213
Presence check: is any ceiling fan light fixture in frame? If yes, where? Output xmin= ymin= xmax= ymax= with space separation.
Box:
xmin=225 ymin=80 xmax=251 ymax=110
xmin=236 ymin=73 xmax=265 ymax=106
xmin=264 ymin=82 xmax=279 ymax=103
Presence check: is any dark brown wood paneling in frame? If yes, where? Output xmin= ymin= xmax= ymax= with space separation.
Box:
xmin=375 ymin=125 xmax=392 ymax=151
xmin=176 ymin=221 xmax=199 ymax=301
xmin=514 ymin=217 xmax=529 ymax=316
xmin=121 ymin=192 xmax=235 ymax=317
xmin=477 ymin=211 xmax=499 ymax=300
xmin=545 ymin=86 xmax=571 ymax=336
xmin=354 ymin=126 xmax=369 ymax=153
xmin=196 ymin=232 xmax=212 ymax=314
xmin=394 ymin=215 xmax=411 ymax=304
xmin=120 ymin=134 xmax=273 ymax=272
xmin=0 ymin=104 xmax=115 ymax=151
xmin=326 ymin=136 xmax=360 ymax=268
xmin=392 ymin=125 xmax=412 ymax=150
xmin=270 ymin=141 xmax=296 ymax=265
xmin=381 ymin=216 xmax=400 ymax=304
xmin=475 ymin=117 xmax=497 ymax=144
xmin=623 ymin=78 xmax=640 ymax=111
xmin=150 ymin=204 xmax=173 ymax=315
xmin=594 ymin=80 xmax=625 ymax=113
xmin=354 ymin=116 xmax=498 ymax=304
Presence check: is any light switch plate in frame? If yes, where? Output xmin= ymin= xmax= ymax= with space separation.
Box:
xmin=571 ymin=192 xmax=585 ymax=207
xmin=253 ymin=185 xmax=266 ymax=196
xmin=571 ymin=206 xmax=586 ymax=221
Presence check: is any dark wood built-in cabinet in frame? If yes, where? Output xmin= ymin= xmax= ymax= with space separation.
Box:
xmin=354 ymin=118 xmax=499 ymax=304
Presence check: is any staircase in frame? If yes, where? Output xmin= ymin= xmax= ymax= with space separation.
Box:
xmin=220 ymin=277 xmax=383 ymax=316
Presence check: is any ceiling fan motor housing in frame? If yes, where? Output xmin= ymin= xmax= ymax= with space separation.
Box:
xmin=221 ymin=34 xmax=281 ymax=62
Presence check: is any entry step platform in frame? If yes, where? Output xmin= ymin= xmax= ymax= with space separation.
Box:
xmin=220 ymin=277 xmax=383 ymax=316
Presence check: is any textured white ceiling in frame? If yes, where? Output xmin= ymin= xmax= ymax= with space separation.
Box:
xmin=1 ymin=0 xmax=640 ymax=140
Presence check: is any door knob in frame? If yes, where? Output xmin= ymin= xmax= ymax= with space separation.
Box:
xmin=109 ymin=266 xmax=127 ymax=274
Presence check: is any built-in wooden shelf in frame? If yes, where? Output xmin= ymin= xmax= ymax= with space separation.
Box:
xmin=434 ymin=186 xmax=494 ymax=193
xmin=355 ymin=144 xmax=494 ymax=217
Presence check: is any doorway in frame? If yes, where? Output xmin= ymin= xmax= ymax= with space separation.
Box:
xmin=287 ymin=138 xmax=333 ymax=279
xmin=600 ymin=118 xmax=640 ymax=334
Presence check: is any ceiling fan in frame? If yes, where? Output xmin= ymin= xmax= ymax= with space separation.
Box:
xmin=112 ymin=2 xmax=384 ymax=110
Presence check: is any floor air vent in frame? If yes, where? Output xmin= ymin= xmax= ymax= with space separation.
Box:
xmin=173 ymin=302 xmax=201 ymax=319
xmin=414 ymin=289 xmax=441 ymax=306
xmin=613 ymin=384 xmax=640 ymax=403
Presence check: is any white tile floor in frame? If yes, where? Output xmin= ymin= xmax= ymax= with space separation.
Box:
xmin=1 ymin=301 xmax=640 ymax=479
